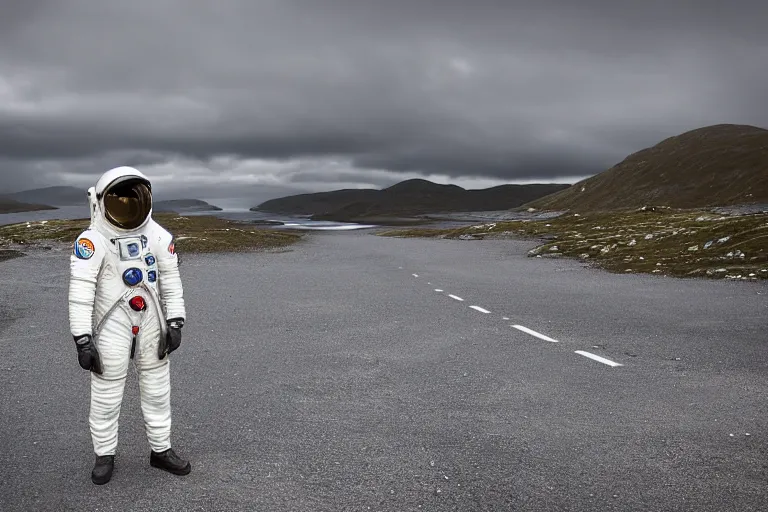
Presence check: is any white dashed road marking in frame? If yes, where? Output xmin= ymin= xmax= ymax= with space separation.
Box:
xmin=404 ymin=269 xmax=627 ymax=368
xmin=512 ymin=325 xmax=559 ymax=343
xmin=575 ymin=351 xmax=623 ymax=367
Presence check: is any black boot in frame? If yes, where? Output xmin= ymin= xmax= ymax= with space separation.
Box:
xmin=150 ymin=448 xmax=191 ymax=475
xmin=91 ymin=455 xmax=114 ymax=485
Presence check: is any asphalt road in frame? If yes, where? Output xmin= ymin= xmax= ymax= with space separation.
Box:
xmin=1 ymin=231 xmax=766 ymax=511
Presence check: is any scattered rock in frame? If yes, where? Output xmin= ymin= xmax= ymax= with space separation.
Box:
xmin=717 ymin=236 xmax=731 ymax=244
xmin=644 ymin=234 xmax=654 ymax=240
xmin=703 ymin=240 xmax=713 ymax=249
xmin=628 ymin=239 xmax=637 ymax=246
xmin=688 ymin=245 xmax=699 ymax=252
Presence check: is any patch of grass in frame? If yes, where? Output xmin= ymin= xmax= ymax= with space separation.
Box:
xmin=0 ymin=218 xmax=91 ymax=245
xmin=155 ymin=214 xmax=302 ymax=252
xmin=0 ymin=214 xmax=303 ymax=253
xmin=378 ymin=208 xmax=768 ymax=280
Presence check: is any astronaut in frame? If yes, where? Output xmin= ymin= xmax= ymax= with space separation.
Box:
xmin=68 ymin=166 xmax=190 ymax=485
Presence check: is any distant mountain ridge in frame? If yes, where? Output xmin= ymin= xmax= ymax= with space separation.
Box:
xmin=1 ymin=187 xmax=221 ymax=213
xmin=253 ymin=179 xmax=570 ymax=220
xmin=1 ymin=186 xmax=86 ymax=206
xmin=153 ymin=199 xmax=223 ymax=212
xmin=525 ymin=124 xmax=768 ymax=212
xmin=0 ymin=198 xmax=57 ymax=214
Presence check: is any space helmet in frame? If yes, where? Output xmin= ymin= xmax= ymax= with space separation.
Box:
xmin=94 ymin=166 xmax=153 ymax=230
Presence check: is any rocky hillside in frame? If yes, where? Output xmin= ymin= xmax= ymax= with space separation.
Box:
xmin=525 ymin=124 xmax=768 ymax=212
xmin=254 ymin=179 xmax=569 ymax=221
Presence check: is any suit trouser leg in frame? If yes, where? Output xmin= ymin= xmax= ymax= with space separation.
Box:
xmin=89 ymin=320 xmax=131 ymax=456
xmin=135 ymin=315 xmax=173 ymax=453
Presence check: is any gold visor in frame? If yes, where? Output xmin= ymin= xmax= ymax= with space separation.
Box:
xmin=103 ymin=179 xmax=152 ymax=229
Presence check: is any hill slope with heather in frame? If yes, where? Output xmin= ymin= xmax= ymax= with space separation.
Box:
xmin=253 ymin=179 xmax=569 ymax=220
xmin=525 ymin=124 xmax=768 ymax=212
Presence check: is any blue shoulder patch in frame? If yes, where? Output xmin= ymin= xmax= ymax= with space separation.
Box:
xmin=74 ymin=237 xmax=96 ymax=259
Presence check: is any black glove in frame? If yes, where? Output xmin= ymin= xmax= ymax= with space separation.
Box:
xmin=74 ymin=335 xmax=103 ymax=375
xmin=159 ymin=318 xmax=184 ymax=359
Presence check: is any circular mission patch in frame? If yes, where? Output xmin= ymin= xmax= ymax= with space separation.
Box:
xmin=74 ymin=238 xmax=95 ymax=259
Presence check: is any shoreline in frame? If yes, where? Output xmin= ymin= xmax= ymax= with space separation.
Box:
xmin=3 ymin=207 xmax=767 ymax=282
xmin=376 ymin=207 xmax=768 ymax=281
xmin=0 ymin=214 xmax=305 ymax=254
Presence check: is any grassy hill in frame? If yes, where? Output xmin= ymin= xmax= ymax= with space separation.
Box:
xmin=0 ymin=199 xmax=57 ymax=214
xmin=254 ymin=179 xmax=569 ymax=221
xmin=525 ymin=124 xmax=768 ymax=212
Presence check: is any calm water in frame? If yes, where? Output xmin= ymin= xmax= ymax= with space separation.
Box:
xmin=0 ymin=196 xmax=560 ymax=230
xmin=0 ymin=205 xmax=91 ymax=226
xmin=0 ymin=204 xmax=378 ymax=231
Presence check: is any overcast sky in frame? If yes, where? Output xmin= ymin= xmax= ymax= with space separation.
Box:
xmin=1 ymin=0 xmax=767 ymax=202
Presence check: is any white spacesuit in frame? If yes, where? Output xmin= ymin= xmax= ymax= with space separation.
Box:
xmin=68 ymin=166 xmax=191 ymax=485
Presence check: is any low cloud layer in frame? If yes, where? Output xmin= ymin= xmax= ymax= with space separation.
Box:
xmin=2 ymin=0 xmax=767 ymax=199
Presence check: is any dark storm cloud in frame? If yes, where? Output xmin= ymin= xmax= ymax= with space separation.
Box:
xmin=1 ymin=0 xmax=767 ymax=194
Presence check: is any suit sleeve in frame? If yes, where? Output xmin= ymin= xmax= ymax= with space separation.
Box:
xmin=68 ymin=231 xmax=105 ymax=337
xmin=155 ymin=228 xmax=186 ymax=322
